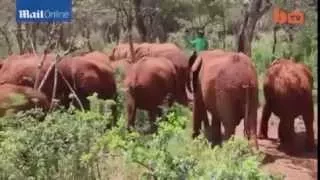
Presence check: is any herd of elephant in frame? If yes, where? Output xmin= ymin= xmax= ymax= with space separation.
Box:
xmin=0 ymin=42 xmax=315 ymax=153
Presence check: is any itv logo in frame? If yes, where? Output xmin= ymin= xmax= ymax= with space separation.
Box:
xmin=16 ymin=0 xmax=72 ymax=23
xmin=272 ymin=7 xmax=305 ymax=25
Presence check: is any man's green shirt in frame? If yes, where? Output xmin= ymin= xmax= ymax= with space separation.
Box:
xmin=186 ymin=37 xmax=209 ymax=52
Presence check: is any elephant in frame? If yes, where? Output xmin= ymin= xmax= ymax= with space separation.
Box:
xmin=124 ymin=56 xmax=188 ymax=130
xmin=60 ymin=55 xmax=117 ymax=109
xmin=110 ymin=42 xmax=190 ymax=103
xmin=0 ymin=53 xmax=117 ymax=111
xmin=258 ymin=59 xmax=315 ymax=152
xmin=189 ymin=50 xmax=259 ymax=149
xmin=0 ymin=83 xmax=50 ymax=117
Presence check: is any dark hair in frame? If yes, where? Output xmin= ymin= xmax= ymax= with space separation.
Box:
xmin=197 ymin=30 xmax=204 ymax=37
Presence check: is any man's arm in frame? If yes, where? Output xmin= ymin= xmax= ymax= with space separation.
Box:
xmin=184 ymin=36 xmax=196 ymax=48
xmin=190 ymin=39 xmax=197 ymax=48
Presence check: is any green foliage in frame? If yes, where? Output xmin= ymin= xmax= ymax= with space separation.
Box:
xmin=0 ymin=97 xmax=113 ymax=180
xmin=95 ymin=104 xmax=281 ymax=180
xmin=0 ymin=95 xmax=282 ymax=179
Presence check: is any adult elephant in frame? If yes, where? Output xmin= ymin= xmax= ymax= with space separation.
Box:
xmin=189 ymin=51 xmax=259 ymax=149
xmin=258 ymin=59 xmax=315 ymax=152
xmin=0 ymin=84 xmax=49 ymax=117
xmin=124 ymin=56 xmax=188 ymax=130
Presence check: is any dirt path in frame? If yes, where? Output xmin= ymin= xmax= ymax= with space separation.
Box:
xmin=234 ymin=106 xmax=318 ymax=180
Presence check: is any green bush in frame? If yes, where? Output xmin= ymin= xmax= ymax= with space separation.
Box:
xmin=101 ymin=104 xmax=282 ymax=180
xmin=0 ymin=94 xmax=283 ymax=180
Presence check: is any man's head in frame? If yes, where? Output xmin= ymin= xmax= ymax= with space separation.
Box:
xmin=197 ymin=30 xmax=205 ymax=37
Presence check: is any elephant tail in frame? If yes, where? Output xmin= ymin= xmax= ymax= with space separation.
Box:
xmin=243 ymin=84 xmax=250 ymax=138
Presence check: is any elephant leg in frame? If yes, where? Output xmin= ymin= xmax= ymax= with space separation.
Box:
xmin=110 ymin=95 xmax=118 ymax=127
xmin=278 ymin=119 xmax=285 ymax=144
xmin=278 ymin=117 xmax=294 ymax=150
xmin=222 ymin=112 xmax=236 ymax=142
xmin=192 ymin=91 xmax=208 ymax=138
xmin=167 ymin=93 xmax=174 ymax=107
xmin=302 ymin=100 xmax=315 ymax=151
xmin=211 ymin=114 xmax=222 ymax=146
xmin=126 ymin=93 xmax=137 ymax=130
xmin=215 ymin=92 xmax=236 ymax=142
xmin=149 ymin=108 xmax=159 ymax=133
xmin=258 ymin=103 xmax=272 ymax=139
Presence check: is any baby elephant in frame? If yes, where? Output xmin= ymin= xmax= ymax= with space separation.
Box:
xmin=0 ymin=84 xmax=50 ymax=116
xmin=259 ymin=59 xmax=315 ymax=152
xmin=124 ymin=56 xmax=188 ymax=130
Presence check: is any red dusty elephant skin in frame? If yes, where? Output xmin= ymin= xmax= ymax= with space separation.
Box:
xmin=109 ymin=43 xmax=140 ymax=62
xmin=79 ymin=51 xmax=111 ymax=63
xmin=110 ymin=43 xmax=190 ymax=104
xmin=0 ymin=84 xmax=50 ymax=116
xmin=190 ymin=51 xmax=259 ymax=149
xmin=124 ymin=56 xmax=187 ymax=130
xmin=258 ymin=59 xmax=315 ymax=152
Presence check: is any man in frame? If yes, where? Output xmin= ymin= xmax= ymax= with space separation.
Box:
xmin=184 ymin=29 xmax=209 ymax=53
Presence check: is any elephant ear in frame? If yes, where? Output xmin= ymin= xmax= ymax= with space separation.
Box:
xmin=188 ymin=51 xmax=197 ymax=69
xmin=191 ymin=56 xmax=203 ymax=92
xmin=191 ymin=56 xmax=203 ymax=73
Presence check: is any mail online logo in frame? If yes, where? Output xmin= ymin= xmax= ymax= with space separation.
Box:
xmin=16 ymin=0 xmax=72 ymax=23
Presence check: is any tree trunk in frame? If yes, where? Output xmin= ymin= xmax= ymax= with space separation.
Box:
xmin=237 ymin=0 xmax=272 ymax=57
xmin=31 ymin=24 xmax=38 ymax=52
xmin=58 ymin=25 xmax=70 ymax=51
xmin=127 ymin=1 xmax=136 ymax=62
xmin=16 ymin=23 xmax=24 ymax=54
xmin=85 ymin=28 xmax=93 ymax=52
xmin=272 ymin=25 xmax=278 ymax=58
xmin=222 ymin=10 xmax=226 ymax=49
xmin=0 ymin=28 xmax=13 ymax=55
xmin=134 ymin=0 xmax=147 ymax=42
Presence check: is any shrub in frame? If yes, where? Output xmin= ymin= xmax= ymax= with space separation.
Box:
xmin=0 ymin=96 xmax=283 ymax=180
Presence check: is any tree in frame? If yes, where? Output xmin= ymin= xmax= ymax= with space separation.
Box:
xmin=237 ymin=0 xmax=272 ymax=57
